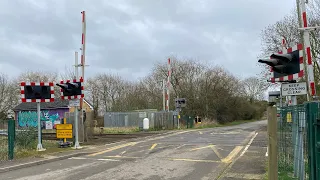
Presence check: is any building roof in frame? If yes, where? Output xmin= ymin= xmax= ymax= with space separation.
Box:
xmin=13 ymin=98 xmax=94 ymax=111
xmin=12 ymin=99 xmax=69 ymax=111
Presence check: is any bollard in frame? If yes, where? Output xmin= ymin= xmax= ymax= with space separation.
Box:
xmin=8 ymin=120 xmax=15 ymax=160
xmin=143 ymin=118 xmax=149 ymax=131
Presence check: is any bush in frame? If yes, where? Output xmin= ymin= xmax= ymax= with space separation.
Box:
xmin=15 ymin=127 xmax=37 ymax=149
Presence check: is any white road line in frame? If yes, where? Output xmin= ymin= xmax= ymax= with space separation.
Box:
xmin=68 ymin=157 xmax=120 ymax=161
xmin=174 ymin=144 xmax=186 ymax=149
xmin=97 ymin=158 xmax=120 ymax=161
xmin=240 ymin=132 xmax=258 ymax=157
xmin=68 ymin=157 xmax=87 ymax=160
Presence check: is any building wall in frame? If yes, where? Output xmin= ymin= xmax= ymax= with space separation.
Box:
xmin=15 ymin=108 xmax=69 ymax=129
xmin=69 ymin=101 xmax=93 ymax=113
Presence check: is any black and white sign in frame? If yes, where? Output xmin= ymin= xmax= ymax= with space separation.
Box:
xmin=281 ymin=82 xmax=307 ymax=96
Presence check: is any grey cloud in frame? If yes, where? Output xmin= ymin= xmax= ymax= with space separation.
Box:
xmin=0 ymin=0 xmax=296 ymax=80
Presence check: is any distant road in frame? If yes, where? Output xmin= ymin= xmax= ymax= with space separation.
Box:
xmin=0 ymin=120 xmax=267 ymax=180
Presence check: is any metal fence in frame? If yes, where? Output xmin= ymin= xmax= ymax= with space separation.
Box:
xmin=278 ymin=104 xmax=309 ymax=179
xmin=104 ymin=111 xmax=176 ymax=130
xmin=0 ymin=119 xmax=8 ymax=161
xmin=64 ymin=111 xmax=94 ymax=142
xmin=0 ymin=119 xmax=15 ymax=162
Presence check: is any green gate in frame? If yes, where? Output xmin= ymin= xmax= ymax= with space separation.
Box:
xmin=278 ymin=101 xmax=320 ymax=180
xmin=306 ymin=102 xmax=320 ymax=180
xmin=0 ymin=119 xmax=15 ymax=161
xmin=181 ymin=115 xmax=194 ymax=128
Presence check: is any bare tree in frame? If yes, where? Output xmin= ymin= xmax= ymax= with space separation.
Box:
xmin=242 ymin=77 xmax=269 ymax=102
xmin=59 ymin=65 xmax=76 ymax=80
xmin=15 ymin=71 xmax=60 ymax=98
xmin=84 ymin=58 xmax=266 ymax=123
xmin=0 ymin=73 xmax=18 ymax=119
xmin=260 ymin=4 xmax=320 ymax=90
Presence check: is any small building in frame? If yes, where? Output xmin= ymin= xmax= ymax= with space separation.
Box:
xmin=12 ymin=99 xmax=93 ymax=129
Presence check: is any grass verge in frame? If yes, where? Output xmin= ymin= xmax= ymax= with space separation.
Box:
xmin=94 ymin=119 xmax=263 ymax=134
xmin=93 ymin=126 xmax=141 ymax=134
xmin=0 ymin=139 xmax=73 ymax=161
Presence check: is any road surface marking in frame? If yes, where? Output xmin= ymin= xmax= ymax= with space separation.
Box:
xmin=221 ymin=146 xmax=243 ymax=163
xmin=190 ymin=145 xmax=215 ymax=151
xmin=199 ymin=131 xmax=203 ymax=134
xmin=119 ymin=151 xmax=126 ymax=156
xmin=174 ymin=144 xmax=186 ymax=149
xmin=87 ymin=142 xmax=137 ymax=156
xmin=88 ymin=130 xmax=193 ymax=157
xmin=68 ymin=157 xmax=87 ymax=160
xmin=68 ymin=157 xmax=120 ymax=161
xmin=169 ymin=158 xmax=220 ymax=163
xmin=105 ymin=156 xmax=141 ymax=159
xmin=224 ymin=172 xmax=264 ymax=179
xmin=149 ymin=143 xmax=158 ymax=150
xmin=240 ymin=132 xmax=258 ymax=157
xmin=96 ymin=158 xmax=120 ymax=161
xmin=211 ymin=146 xmax=223 ymax=160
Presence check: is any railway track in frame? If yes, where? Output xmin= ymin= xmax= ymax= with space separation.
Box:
xmin=42 ymin=132 xmax=159 ymax=140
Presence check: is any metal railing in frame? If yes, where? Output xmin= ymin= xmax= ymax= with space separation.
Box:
xmin=104 ymin=111 xmax=176 ymax=130
xmin=0 ymin=119 xmax=15 ymax=161
xmin=278 ymin=105 xmax=309 ymax=179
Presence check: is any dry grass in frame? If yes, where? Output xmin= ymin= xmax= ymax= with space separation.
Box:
xmin=0 ymin=139 xmax=72 ymax=161
xmin=93 ymin=126 xmax=140 ymax=134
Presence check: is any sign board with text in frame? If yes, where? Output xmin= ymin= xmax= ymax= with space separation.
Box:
xmin=69 ymin=99 xmax=80 ymax=107
xmin=56 ymin=130 xmax=73 ymax=139
xmin=281 ymin=82 xmax=307 ymax=96
xmin=56 ymin=124 xmax=73 ymax=139
xmin=56 ymin=124 xmax=72 ymax=130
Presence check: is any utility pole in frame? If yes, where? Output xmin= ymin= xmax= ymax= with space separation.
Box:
xmin=162 ymin=79 xmax=165 ymax=111
xmin=166 ymin=58 xmax=171 ymax=111
xmin=36 ymin=76 xmax=45 ymax=151
xmin=80 ymin=10 xmax=88 ymax=142
xmin=73 ymin=51 xmax=81 ymax=149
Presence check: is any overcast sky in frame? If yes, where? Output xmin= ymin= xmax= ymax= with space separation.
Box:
xmin=0 ymin=0 xmax=296 ymax=81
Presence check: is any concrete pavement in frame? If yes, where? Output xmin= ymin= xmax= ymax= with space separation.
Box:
xmin=0 ymin=120 xmax=267 ymax=180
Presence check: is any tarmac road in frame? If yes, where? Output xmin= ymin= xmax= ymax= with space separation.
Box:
xmin=0 ymin=120 xmax=267 ymax=180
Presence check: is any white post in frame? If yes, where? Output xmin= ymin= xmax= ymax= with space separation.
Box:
xmin=74 ymin=51 xmax=81 ymax=149
xmin=81 ymin=11 xmax=87 ymax=142
xmin=299 ymin=0 xmax=316 ymax=99
xmin=36 ymin=102 xmax=45 ymax=151
xmin=162 ymin=79 xmax=165 ymax=111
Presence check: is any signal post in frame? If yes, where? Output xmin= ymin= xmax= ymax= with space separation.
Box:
xmin=56 ymin=78 xmax=84 ymax=149
xmin=20 ymin=81 xmax=55 ymax=151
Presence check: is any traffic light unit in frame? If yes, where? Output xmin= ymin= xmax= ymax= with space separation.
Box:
xmin=56 ymin=78 xmax=84 ymax=100
xmin=175 ymin=98 xmax=186 ymax=108
xmin=20 ymin=82 xmax=55 ymax=102
xmin=258 ymin=43 xmax=304 ymax=82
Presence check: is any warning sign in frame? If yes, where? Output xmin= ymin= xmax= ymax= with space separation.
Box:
xmin=56 ymin=124 xmax=72 ymax=130
xmin=281 ymin=82 xmax=307 ymax=96
xmin=56 ymin=130 xmax=73 ymax=139
xmin=56 ymin=124 xmax=73 ymax=139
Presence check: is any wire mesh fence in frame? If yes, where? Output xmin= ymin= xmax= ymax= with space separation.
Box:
xmin=0 ymin=119 xmax=8 ymax=161
xmin=278 ymin=104 xmax=308 ymax=179
xmin=64 ymin=111 xmax=94 ymax=142
xmin=104 ymin=111 xmax=176 ymax=130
